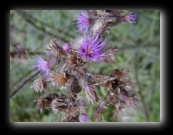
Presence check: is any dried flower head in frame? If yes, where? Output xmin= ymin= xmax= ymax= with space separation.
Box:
xmin=65 ymin=55 xmax=84 ymax=71
xmin=46 ymin=38 xmax=65 ymax=59
xmin=51 ymin=95 xmax=68 ymax=112
xmin=92 ymin=17 xmax=118 ymax=35
xmin=51 ymin=72 xmax=68 ymax=88
xmin=111 ymin=69 xmax=129 ymax=83
xmin=36 ymin=93 xmax=58 ymax=111
xmin=31 ymin=77 xmax=47 ymax=93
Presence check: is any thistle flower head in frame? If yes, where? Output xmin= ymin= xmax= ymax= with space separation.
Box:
xmin=76 ymin=11 xmax=90 ymax=32
xmin=78 ymin=33 xmax=107 ymax=62
xmin=33 ymin=55 xmax=54 ymax=75
xmin=121 ymin=12 xmax=137 ymax=24
xmin=78 ymin=114 xmax=88 ymax=122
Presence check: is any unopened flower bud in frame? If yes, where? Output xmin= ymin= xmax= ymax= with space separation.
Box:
xmin=62 ymin=43 xmax=71 ymax=53
xmin=120 ymin=12 xmax=137 ymax=24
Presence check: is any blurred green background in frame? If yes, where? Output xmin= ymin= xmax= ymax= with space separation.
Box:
xmin=10 ymin=10 xmax=160 ymax=122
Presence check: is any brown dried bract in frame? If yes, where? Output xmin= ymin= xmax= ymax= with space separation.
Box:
xmin=52 ymin=72 xmax=68 ymax=87
xmin=111 ymin=69 xmax=129 ymax=83
xmin=66 ymin=55 xmax=84 ymax=71
xmin=46 ymin=38 xmax=65 ymax=58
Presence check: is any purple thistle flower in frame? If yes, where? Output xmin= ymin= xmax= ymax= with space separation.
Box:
xmin=78 ymin=34 xmax=107 ymax=62
xmin=78 ymin=114 xmax=88 ymax=122
xmin=120 ymin=12 xmax=137 ymax=24
xmin=76 ymin=11 xmax=90 ymax=32
xmin=62 ymin=43 xmax=71 ymax=53
xmin=33 ymin=55 xmax=53 ymax=75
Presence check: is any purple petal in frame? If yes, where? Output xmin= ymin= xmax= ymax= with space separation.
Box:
xmin=78 ymin=114 xmax=88 ymax=122
xmin=76 ymin=11 xmax=90 ymax=32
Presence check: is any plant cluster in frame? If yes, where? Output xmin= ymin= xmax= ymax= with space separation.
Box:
xmin=31 ymin=10 xmax=138 ymax=122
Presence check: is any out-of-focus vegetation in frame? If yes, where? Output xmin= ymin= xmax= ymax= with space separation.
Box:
xmin=10 ymin=10 xmax=160 ymax=122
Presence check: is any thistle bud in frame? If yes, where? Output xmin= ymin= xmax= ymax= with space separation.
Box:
xmin=120 ymin=12 xmax=137 ymax=24
xmin=62 ymin=43 xmax=71 ymax=53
